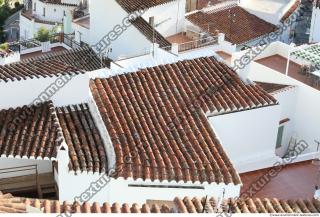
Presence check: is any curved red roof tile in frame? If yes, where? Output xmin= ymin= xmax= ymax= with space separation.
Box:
xmin=90 ymin=56 xmax=277 ymax=184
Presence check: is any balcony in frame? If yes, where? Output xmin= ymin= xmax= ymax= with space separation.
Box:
xmin=165 ymin=32 xmax=219 ymax=53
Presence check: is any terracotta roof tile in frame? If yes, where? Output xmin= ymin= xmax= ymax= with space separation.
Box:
xmin=5 ymin=194 xmax=319 ymax=213
xmin=116 ymin=0 xmax=175 ymax=13
xmin=22 ymin=47 xmax=107 ymax=72
xmin=256 ymin=82 xmax=293 ymax=94
xmin=90 ymin=56 xmax=277 ymax=184
xmin=131 ymin=17 xmax=171 ymax=48
xmin=281 ymin=0 xmax=301 ymax=22
xmin=175 ymin=196 xmax=320 ymax=213
xmin=0 ymin=192 xmax=26 ymax=213
xmin=0 ymin=101 xmax=63 ymax=159
xmin=0 ymin=59 xmax=82 ymax=82
xmin=56 ymin=104 xmax=107 ymax=173
xmin=187 ymin=6 xmax=277 ymax=44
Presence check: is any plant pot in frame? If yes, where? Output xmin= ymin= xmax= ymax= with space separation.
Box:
xmin=41 ymin=41 xmax=51 ymax=53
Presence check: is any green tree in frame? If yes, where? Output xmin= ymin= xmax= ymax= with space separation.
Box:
xmin=0 ymin=42 xmax=9 ymax=51
xmin=35 ymin=27 xmax=50 ymax=42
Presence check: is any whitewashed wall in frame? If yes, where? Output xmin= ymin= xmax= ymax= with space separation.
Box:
xmin=209 ymin=105 xmax=282 ymax=173
xmin=33 ymin=0 xmax=75 ymax=23
xmin=0 ymin=73 xmax=90 ymax=110
xmin=272 ymin=87 xmax=298 ymax=157
xmin=142 ymin=0 xmax=186 ymax=37
xmin=57 ymin=164 xmax=241 ymax=205
xmin=249 ymin=58 xmax=320 ymax=161
xmin=0 ymin=52 xmax=20 ymax=65
xmin=310 ymin=7 xmax=320 ymax=43
xmin=73 ymin=19 xmax=90 ymax=44
xmin=89 ymin=0 xmax=152 ymax=60
xmin=19 ymin=14 xmax=55 ymax=40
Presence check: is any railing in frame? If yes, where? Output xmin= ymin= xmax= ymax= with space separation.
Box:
xmin=0 ymin=165 xmax=42 ymax=198
xmin=8 ymin=33 xmax=65 ymax=52
xmin=178 ymin=36 xmax=218 ymax=52
xmin=63 ymin=34 xmax=81 ymax=49
xmin=9 ymin=38 xmax=41 ymax=52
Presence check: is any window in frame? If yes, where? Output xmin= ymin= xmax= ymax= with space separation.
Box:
xmin=43 ymin=7 xmax=45 ymax=16
xmin=54 ymin=8 xmax=56 ymax=12
xmin=63 ymin=10 xmax=66 ymax=16
xmin=276 ymin=125 xmax=285 ymax=149
xmin=33 ymin=2 xmax=36 ymax=11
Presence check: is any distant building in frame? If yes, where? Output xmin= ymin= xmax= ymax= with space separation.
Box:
xmin=310 ymin=0 xmax=320 ymax=43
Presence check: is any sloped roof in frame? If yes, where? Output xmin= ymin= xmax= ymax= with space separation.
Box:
xmin=0 ymin=101 xmax=63 ymax=159
xmin=256 ymin=82 xmax=293 ymax=94
xmin=0 ymin=59 xmax=81 ymax=83
xmin=0 ymin=102 xmax=107 ymax=173
xmin=90 ymin=56 xmax=277 ymax=184
xmin=56 ymin=104 xmax=107 ymax=173
xmin=22 ymin=47 xmax=107 ymax=72
xmin=116 ymin=0 xmax=175 ymax=13
xmin=187 ymin=6 xmax=277 ymax=44
xmin=0 ymin=192 xmax=27 ymax=213
xmin=174 ymin=196 xmax=320 ymax=213
xmin=131 ymin=17 xmax=171 ymax=48
xmin=281 ymin=0 xmax=301 ymax=22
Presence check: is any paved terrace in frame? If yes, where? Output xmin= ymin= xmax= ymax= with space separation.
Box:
xmin=256 ymin=54 xmax=320 ymax=91
xmin=240 ymin=161 xmax=317 ymax=199
xmin=166 ymin=32 xmax=193 ymax=44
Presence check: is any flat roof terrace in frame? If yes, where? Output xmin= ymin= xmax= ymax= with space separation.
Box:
xmin=240 ymin=161 xmax=318 ymax=200
xmin=255 ymin=54 xmax=320 ymax=91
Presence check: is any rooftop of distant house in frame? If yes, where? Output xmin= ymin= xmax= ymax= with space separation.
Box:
xmin=187 ymin=6 xmax=277 ymax=45
xmin=116 ymin=0 xmax=175 ymax=13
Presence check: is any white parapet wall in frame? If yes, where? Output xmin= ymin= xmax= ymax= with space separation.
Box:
xmin=57 ymin=168 xmax=241 ymax=205
xmin=0 ymin=52 xmax=20 ymax=65
xmin=209 ymin=105 xmax=282 ymax=173
xmin=0 ymin=73 xmax=90 ymax=110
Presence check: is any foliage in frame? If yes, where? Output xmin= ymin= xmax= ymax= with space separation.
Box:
xmin=0 ymin=42 xmax=8 ymax=51
xmin=14 ymin=1 xmax=19 ymax=8
xmin=35 ymin=27 xmax=50 ymax=42
xmin=0 ymin=1 xmax=24 ymax=43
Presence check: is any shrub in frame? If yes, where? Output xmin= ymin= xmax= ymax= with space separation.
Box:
xmin=14 ymin=1 xmax=19 ymax=8
xmin=0 ymin=42 xmax=9 ymax=51
xmin=35 ymin=27 xmax=50 ymax=42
